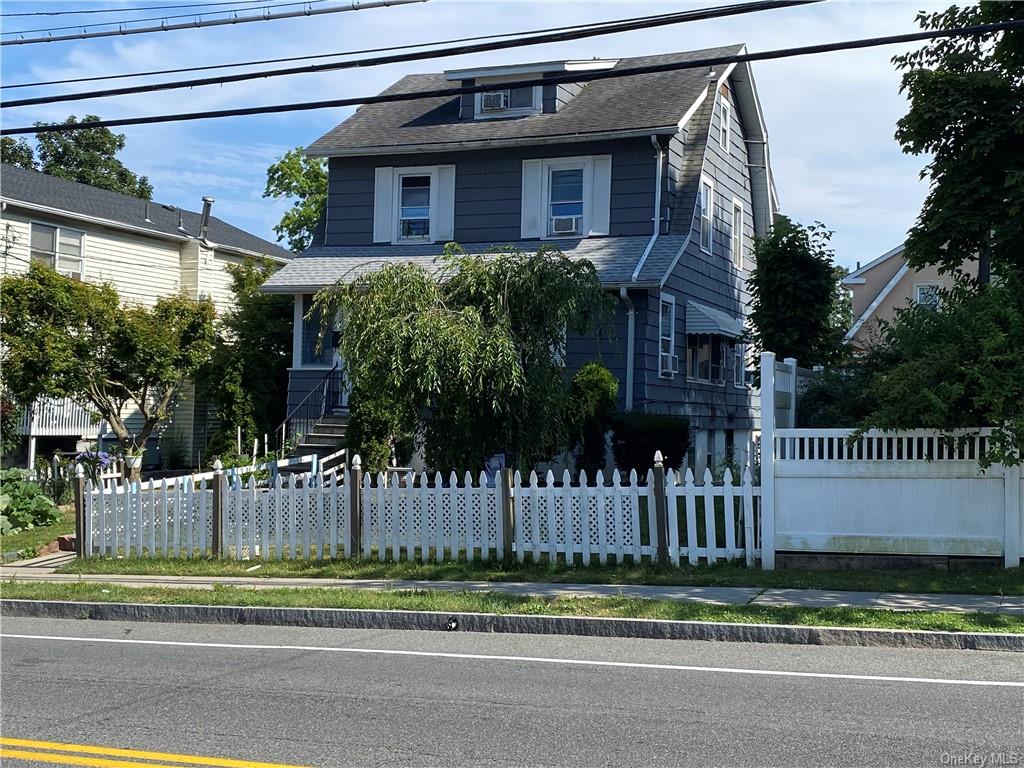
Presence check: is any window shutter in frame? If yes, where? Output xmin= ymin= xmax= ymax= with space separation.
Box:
xmin=435 ymin=165 xmax=456 ymax=242
xmin=520 ymin=159 xmax=543 ymax=239
xmin=589 ymin=155 xmax=612 ymax=235
xmin=373 ymin=166 xmax=394 ymax=243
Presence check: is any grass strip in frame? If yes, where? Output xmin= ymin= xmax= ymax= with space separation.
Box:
xmin=59 ymin=555 xmax=1024 ymax=596
xmin=1 ymin=509 xmax=75 ymax=561
xmin=2 ymin=581 xmax=1021 ymax=634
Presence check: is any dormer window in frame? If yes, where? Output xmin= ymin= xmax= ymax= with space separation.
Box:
xmin=473 ymin=85 xmax=541 ymax=119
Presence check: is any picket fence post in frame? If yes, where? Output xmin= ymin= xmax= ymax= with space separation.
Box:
xmin=349 ymin=454 xmax=362 ymax=558
xmin=211 ymin=459 xmax=224 ymax=558
xmin=500 ymin=467 xmax=515 ymax=563
xmin=760 ymin=351 xmax=777 ymax=570
xmin=652 ymin=451 xmax=669 ymax=565
xmin=73 ymin=463 xmax=86 ymax=558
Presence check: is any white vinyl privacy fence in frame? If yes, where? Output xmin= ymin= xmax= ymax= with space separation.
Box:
xmin=80 ymin=458 xmax=760 ymax=565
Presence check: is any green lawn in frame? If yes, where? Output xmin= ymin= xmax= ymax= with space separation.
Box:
xmin=59 ymin=554 xmax=1024 ymax=596
xmin=2 ymin=581 xmax=1020 ymax=634
xmin=1 ymin=508 xmax=75 ymax=561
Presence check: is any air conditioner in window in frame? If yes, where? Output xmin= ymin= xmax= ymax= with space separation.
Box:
xmin=480 ymin=90 xmax=509 ymax=111
xmin=551 ymin=216 xmax=582 ymax=235
xmin=659 ymin=352 xmax=680 ymax=376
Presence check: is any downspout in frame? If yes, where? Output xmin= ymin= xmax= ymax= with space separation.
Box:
xmin=630 ymin=134 xmax=664 ymax=282
xmin=619 ymin=287 xmax=635 ymax=411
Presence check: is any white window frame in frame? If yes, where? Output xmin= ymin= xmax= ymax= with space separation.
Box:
xmin=658 ymin=294 xmax=678 ymax=379
xmin=914 ymin=282 xmax=941 ymax=309
xmin=541 ymin=157 xmax=593 ymax=239
xmin=720 ymin=99 xmax=732 ymax=154
xmin=699 ymin=175 xmax=714 ymax=255
xmin=392 ymin=166 xmax=439 ymax=244
xmin=733 ymin=342 xmax=747 ymax=388
xmin=29 ymin=221 xmax=85 ymax=280
xmin=731 ymin=198 xmax=744 ymax=270
xmin=473 ymin=84 xmax=542 ymax=120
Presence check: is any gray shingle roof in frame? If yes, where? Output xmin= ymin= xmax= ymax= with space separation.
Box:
xmin=0 ymin=163 xmax=292 ymax=260
xmin=260 ymin=236 xmax=692 ymax=293
xmin=306 ymin=46 xmax=743 ymax=156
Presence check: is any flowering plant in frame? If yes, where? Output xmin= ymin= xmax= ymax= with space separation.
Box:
xmin=75 ymin=450 xmax=112 ymax=483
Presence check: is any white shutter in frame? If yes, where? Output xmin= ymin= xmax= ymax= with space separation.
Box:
xmin=373 ymin=166 xmax=394 ymax=243
xmin=520 ymin=158 xmax=543 ymax=239
xmin=589 ymin=154 xmax=612 ymax=236
xmin=435 ymin=165 xmax=456 ymax=242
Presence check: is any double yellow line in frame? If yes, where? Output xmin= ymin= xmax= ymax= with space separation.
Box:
xmin=0 ymin=738 xmax=313 ymax=768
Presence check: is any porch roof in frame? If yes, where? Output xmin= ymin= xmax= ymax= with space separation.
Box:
xmin=259 ymin=236 xmax=689 ymax=293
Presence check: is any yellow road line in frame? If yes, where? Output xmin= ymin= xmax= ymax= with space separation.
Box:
xmin=0 ymin=739 xmax=313 ymax=768
xmin=0 ymin=748 xmax=167 ymax=768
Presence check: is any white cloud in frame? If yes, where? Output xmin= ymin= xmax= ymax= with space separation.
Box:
xmin=2 ymin=0 xmax=944 ymax=261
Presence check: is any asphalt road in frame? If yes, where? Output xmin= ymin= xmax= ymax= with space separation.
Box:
xmin=1 ymin=617 xmax=1022 ymax=768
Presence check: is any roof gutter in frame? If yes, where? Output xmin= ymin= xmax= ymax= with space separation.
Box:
xmin=631 ymin=134 xmax=664 ymax=283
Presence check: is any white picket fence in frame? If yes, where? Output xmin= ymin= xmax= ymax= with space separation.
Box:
xmin=82 ymin=462 xmax=760 ymax=565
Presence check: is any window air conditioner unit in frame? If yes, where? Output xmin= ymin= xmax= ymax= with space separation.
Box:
xmin=659 ymin=352 xmax=680 ymax=376
xmin=551 ymin=216 xmax=582 ymax=235
xmin=481 ymin=91 xmax=509 ymax=112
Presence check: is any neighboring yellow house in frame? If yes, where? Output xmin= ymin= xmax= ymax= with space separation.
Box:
xmin=842 ymin=243 xmax=977 ymax=351
xmin=0 ymin=163 xmax=292 ymax=469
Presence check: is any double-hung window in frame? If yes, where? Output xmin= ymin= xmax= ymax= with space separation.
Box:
xmin=686 ymin=334 xmax=728 ymax=385
xmin=30 ymin=223 xmax=83 ymax=280
xmin=300 ymin=294 xmax=332 ymax=366
xmin=548 ymin=167 xmax=585 ymax=236
xmin=658 ymin=295 xmax=678 ymax=378
xmin=720 ymin=100 xmax=732 ymax=154
xmin=915 ymin=283 xmax=940 ymax=310
xmin=731 ymin=200 xmax=744 ymax=270
xmin=398 ymin=174 xmax=431 ymax=240
xmin=699 ymin=177 xmax=714 ymax=254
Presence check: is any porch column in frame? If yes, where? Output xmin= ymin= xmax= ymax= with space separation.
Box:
xmin=694 ymin=429 xmax=709 ymax=477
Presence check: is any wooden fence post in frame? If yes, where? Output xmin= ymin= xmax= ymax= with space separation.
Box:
xmin=653 ymin=451 xmax=669 ymax=565
xmin=73 ymin=463 xmax=86 ymax=558
xmin=760 ymin=351 xmax=777 ymax=570
xmin=500 ymin=468 xmax=515 ymax=563
xmin=211 ymin=459 xmax=224 ymax=558
xmin=349 ymin=454 xmax=362 ymax=558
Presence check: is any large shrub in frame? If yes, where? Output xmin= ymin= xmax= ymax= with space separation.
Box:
xmin=0 ymin=469 xmax=61 ymax=535
xmin=566 ymin=362 xmax=619 ymax=477
xmin=609 ymin=413 xmax=690 ymax=474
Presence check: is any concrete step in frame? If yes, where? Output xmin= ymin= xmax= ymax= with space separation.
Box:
xmin=309 ymin=424 xmax=348 ymax=436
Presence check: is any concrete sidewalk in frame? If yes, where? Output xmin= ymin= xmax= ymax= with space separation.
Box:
xmin=3 ymin=555 xmax=1021 ymax=615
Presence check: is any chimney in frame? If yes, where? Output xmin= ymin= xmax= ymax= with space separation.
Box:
xmin=199 ymin=196 xmax=214 ymax=242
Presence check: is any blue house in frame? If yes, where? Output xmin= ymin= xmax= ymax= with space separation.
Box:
xmin=262 ymin=45 xmax=778 ymax=468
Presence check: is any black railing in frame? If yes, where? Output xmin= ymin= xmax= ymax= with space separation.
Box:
xmin=276 ymin=364 xmax=343 ymax=454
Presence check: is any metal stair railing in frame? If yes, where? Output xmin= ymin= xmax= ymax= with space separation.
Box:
xmin=276 ymin=364 xmax=342 ymax=455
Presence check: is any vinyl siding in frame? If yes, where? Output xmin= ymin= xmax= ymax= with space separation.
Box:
xmin=324 ymin=138 xmax=658 ymax=246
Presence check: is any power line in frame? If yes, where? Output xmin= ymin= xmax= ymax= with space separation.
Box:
xmin=1 ymin=10 xmax=725 ymax=91
xmin=1 ymin=1 xmax=818 ymax=108
xmin=0 ymin=0 xmax=424 ymax=46
xmin=1 ymin=1 xmax=273 ymax=18
xmin=3 ymin=0 xmax=329 ymax=35
xmin=4 ymin=18 xmax=1021 ymax=137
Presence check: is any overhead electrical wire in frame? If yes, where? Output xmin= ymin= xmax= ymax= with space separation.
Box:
xmin=4 ymin=18 xmax=1020 ymax=137
xmin=1 ymin=0 xmax=819 ymax=108
xmin=1 ymin=0 xmax=277 ymax=18
xmin=0 ymin=0 xmax=424 ymax=46
xmin=2 ymin=0 xmax=329 ymax=35
xmin=2 ymin=9 xmax=744 ymax=91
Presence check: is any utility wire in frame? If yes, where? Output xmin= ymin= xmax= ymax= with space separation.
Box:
xmin=1 ymin=1 xmax=817 ymax=107
xmin=3 ymin=0 xmax=329 ymax=35
xmin=2 ymin=0 xmax=274 ymax=18
xmin=0 ymin=0 xmax=424 ymax=46
xmin=5 ymin=18 xmax=1021 ymax=136
xmin=2 ymin=10 xmax=726 ymax=91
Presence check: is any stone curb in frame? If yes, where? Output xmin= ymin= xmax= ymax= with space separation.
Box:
xmin=2 ymin=599 xmax=1021 ymax=652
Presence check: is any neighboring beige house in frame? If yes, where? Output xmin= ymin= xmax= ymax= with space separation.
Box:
xmin=0 ymin=163 xmax=292 ymax=469
xmin=842 ymin=243 xmax=976 ymax=350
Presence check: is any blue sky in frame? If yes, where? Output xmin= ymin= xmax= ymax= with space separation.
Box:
xmin=1 ymin=0 xmax=941 ymax=268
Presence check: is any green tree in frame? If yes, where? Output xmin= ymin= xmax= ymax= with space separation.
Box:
xmin=198 ymin=259 xmax=293 ymax=457
xmin=566 ymin=362 xmax=619 ymax=478
xmin=746 ymin=217 xmax=847 ymax=368
xmin=1 ymin=264 xmax=214 ymax=477
xmin=30 ymin=116 xmax=153 ymax=198
xmin=264 ymin=148 xmax=327 ymax=252
xmin=1 ymin=137 xmax=35 ymax=169
xmin=316 ymin=244 xmax=614 ymax=473
xmin=893 ymin=2 xmax=1024 ymax=280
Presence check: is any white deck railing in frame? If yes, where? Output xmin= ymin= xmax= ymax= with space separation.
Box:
xmin=20 ymin=397 xmax=99 ymax=437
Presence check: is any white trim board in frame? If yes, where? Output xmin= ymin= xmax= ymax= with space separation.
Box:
xmin=845 ymin=262 xmax=909 ymax=342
